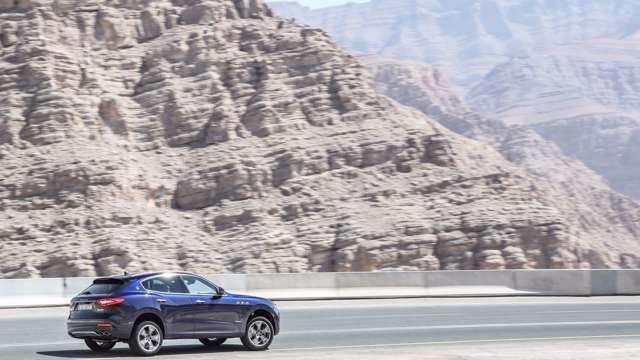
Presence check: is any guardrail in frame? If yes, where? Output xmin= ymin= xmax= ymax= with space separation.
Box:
xmin=0 ymin=270 xmax=638 ymax=308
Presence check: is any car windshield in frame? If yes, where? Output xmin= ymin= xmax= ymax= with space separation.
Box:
xmin=181 ymin=275 xmax=218 ymax=294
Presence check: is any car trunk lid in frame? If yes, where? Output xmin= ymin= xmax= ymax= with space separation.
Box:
xmin=70 ymin=278 xmax=126 ymax=314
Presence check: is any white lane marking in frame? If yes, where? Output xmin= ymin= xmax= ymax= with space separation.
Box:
xmin=318 ymin=313 xmax=462 ymax=320
xmin=283 ymin=320 xmax=640 ymax=335
xmin=280 ymin=299 xmax=640 ymax=311
xmin=274 ymin=334 xmax=640 ymax=352
xmin=539 ymin=310 xmax=640 ymax=314
xmin=0 ymin=341 xmax=78 ymax=349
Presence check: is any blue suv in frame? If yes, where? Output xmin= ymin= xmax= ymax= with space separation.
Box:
xmin=67 ymin=272 xmax=280 ymax=356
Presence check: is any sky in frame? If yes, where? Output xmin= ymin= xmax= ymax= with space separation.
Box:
xmin=274 ymin=0 xmax=371 ymax=9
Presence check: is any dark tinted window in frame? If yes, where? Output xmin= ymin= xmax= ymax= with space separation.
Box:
xmin=82 ymin=280 xmax=123 ymax=295
xmin=141 ymin=276 xmax=188 ymax=293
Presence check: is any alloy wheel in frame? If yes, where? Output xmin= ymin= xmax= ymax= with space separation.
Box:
xmin=138 ymin=324 xmax=161 ymax=352
xmin=248 ymin=319 xmax=272 ymax=347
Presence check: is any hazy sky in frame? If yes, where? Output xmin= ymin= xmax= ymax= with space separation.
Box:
xmin=276 ymin=0 xmax=370 ymax=9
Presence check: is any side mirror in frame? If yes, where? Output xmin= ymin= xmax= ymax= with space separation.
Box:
xmin=215 ymin=287 xmax=225 ymax=296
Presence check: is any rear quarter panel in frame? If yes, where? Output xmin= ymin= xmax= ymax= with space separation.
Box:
xmin=115 ymin=291 xmax=164 ymax=338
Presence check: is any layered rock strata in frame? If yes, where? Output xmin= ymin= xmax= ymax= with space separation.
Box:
xmin=467 ymin=39 xmax=640 ymax=200
xmin=0 ymin=0 xmax=629 ymax=277
xmin=365 ymin=58 xmax=640 ymax=268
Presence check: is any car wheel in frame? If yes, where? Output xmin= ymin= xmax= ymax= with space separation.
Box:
xmin=84 ymin=339 xmax=116 ymax=352
xmin=128 ymin=321 xmax=163 ymax=356
xmin=199 ymin=337 xmax=227 ymax=347
xmin=241 ymin=316 xmax=274 ymax=351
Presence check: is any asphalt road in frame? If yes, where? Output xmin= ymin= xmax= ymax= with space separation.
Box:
xmin=2 ymin=297 xmax=640 ymax=359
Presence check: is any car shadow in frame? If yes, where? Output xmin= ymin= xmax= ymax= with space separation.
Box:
xmin=37 ymin=344 xmax=248 ymax=358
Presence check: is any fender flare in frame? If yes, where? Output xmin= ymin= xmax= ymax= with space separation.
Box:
xmin=242 ymin=304 xmax=278 ymax=334
xmin=129 ymin=308 xmax=168 ymax=337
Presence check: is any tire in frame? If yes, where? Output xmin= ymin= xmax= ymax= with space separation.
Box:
xmin=199 ymin=337 xmax=227 ymax=347
xmin=84 ymin=339 xmax=116 ymax=352
xmin=128 ymin=321 xmax=163 ymax=356
xmin=241 ymin=316 xmax=274 ymax=351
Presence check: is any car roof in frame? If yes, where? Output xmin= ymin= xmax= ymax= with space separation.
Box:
xmin=97 ymin=271 xmax=197 ymax=282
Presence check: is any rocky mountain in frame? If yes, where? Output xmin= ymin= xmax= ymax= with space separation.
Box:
xmin=468 ymin=38 xmax=640 ymax=200
xmin=269 ymin=0 xmax=640 ymax=88
xmin=270 ymin=0 xmax=640 ymax=201
xmin=468 ymin=38 xmax=640 ymax=125
xmin=1 ymin=0 xmax=638 ymax=279
xmin=0 ymin=0 xmax=600 ymax=277
xmin=364 ymin=57 xmax=640 ymax=269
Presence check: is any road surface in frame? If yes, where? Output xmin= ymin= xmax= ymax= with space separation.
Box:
xmin=1 ymin=297 xmax=640 ymax=359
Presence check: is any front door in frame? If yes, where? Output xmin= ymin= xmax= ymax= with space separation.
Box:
xmin=181 ymin=275 xmax=239 ymax=335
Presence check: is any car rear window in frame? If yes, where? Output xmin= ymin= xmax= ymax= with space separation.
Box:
xmin=81 ymin=279 xmax=124 ymax=295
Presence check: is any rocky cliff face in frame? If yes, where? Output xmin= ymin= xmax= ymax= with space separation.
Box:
xmin=269 ymin=0 xmax=640 ymax=88
xmin=1 ymin=0 xmax=635 ymax=278
xmin=270 ymin=0 xmax=640 ymax=202
xmin=365 ymin=58 xmax=640 ymax=268
xmin=534 ymin=114 xmax=640 ymax=200
xmin=467 ymin=39 xmax=640 ymax=125
xmin=467 ymin=38 xmax=640 ymax=200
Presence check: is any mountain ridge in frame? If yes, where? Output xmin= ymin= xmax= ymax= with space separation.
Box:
xmin=468 ymin=37 xmax=640 ymax=200
xmin=364 ymin=57 xmax=640 ymax=268
xmin=270 ymin=0 xmax=640 ymax=201
xmin=270 ymin=0 xmax=640 ymax=89
xmin=2 ymin=0 xmax=616 ymax=278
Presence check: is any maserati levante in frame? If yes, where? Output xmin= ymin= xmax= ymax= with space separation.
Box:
xmin=67 ymin=272 xmax=280 ymax=356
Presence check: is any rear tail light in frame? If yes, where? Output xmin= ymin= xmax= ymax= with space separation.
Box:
xmin=96 ymin=297 xmax=125 ymax=307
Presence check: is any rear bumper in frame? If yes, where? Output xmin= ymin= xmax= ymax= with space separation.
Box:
xmin=67 ymin=319 xmax=130 ymax=340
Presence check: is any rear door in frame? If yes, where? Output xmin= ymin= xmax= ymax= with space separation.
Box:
xmin=141 ymin=275 xmax=193 ymax=337
xmin=181 ymin=275 xmax=240 ymax=335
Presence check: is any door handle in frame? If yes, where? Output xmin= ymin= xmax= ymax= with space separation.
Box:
xmin=156 ymin=299 xmax=167 ymax=303
xmin=195 ymin=300 xmax=206 ymax=304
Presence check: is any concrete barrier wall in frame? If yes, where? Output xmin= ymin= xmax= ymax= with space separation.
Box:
xmin=0 ymin=278 xmax=65 ymax=296
xmin=204 ymin=274 xmax=248 ymax=292
xmin=1 ymin=270 xmax=640 ymax=308
xmin=336 ymin=271 xmax=426 ymax=288
xmin=615 ymin=270 xmax=640 ymax=295
xmin=426 ymin=270 xmax=515 ymax=288
xmin=246 ymin=273 xmax=336 ymax=290
xmin=589 ymin=270 xmax=618 ymax=296
xmin=513 ymin=270 xmax=592 ymax=295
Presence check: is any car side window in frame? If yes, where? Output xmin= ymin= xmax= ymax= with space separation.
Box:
xmin=142 ymin=276 xmax=189 ymax=294
xmin=181 ymin=275 xmax=218 ymax=295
